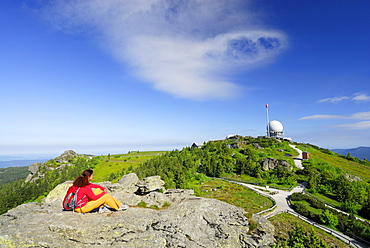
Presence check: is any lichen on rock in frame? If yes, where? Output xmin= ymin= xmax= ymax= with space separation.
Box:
xmin=0 ymin=173 xmax=275 ymax=247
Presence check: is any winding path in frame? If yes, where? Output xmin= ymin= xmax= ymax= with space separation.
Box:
xmin=234 ymin=144 xmax=305 ymax=217
xmin=290 ymin=144 xmax=304 ymax=170
xmin=229 ymin=145 xmax=367 ymax=248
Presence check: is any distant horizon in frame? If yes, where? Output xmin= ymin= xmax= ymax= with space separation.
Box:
xmin=1 ymin=138 xmax=369 ymax=161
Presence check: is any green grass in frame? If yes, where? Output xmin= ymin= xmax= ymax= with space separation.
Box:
xmin=250 ymin=141 xmax=299 ymax=163
xmin=191 ymin=178 xmax=274 ymax=217
xmin=224 ymin=174 xmax=266 ymax=185
xmin=297 ymin=145 xmax=370 ymax=181
xmin=91 ymin=151 xmax=167 ymax=182
xmin=221 ymin=174 xmax=296 ymax=190
xmin=292 ymin=200 xmax=324 ymax=215
xmin=270 ymin=212 xmax=351 ymax=248
xmin=310 ymin=192 xmax=341 ymax=208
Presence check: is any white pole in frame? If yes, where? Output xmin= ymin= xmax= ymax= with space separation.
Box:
xmin=266 ymin=104 xmax=270 ymax=137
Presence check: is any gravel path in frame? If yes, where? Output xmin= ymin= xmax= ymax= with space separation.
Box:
xmin=231 ymin=145 xmax=367 ymax=247
xmin=289 ymin=144 xmax=304 ymax=170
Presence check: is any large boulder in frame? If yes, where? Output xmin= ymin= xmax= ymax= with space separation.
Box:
xmin=136 ymin=175 xmax=165 ymax=195
xmin=0 ymin=197 xmax=275 ymax=248
xmin=55 ymin=150 xmax=79 ymax=163
xmin=0 ymin=173 xmax=276 ymax=247
xmin=28 ymin=163 xmax=40 ymax=174
xmin=260 ymin=158 xmax=293 ymax=172
xmin=43 ymin=181 xmax=73 ymax=207
xmin=24 ymin=163 xmax=42 ymax=183
xmin=118 ymin=173 xmax=139 ymax=193
xmin=165 ymin=189 xmax=195 ymax=203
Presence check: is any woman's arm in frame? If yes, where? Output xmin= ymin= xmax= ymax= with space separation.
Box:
xmin=83 ymin=186 xmax=106 ymax=201
xmin=89 ymin=183 xmax=106 ymax=190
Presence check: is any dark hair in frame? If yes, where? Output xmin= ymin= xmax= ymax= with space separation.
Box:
xmin=73 ymin=169 xmax=93 ymax=187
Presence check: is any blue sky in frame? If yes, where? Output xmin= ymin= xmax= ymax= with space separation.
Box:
xmin=1 ymin=0 xmax=369 ymax=157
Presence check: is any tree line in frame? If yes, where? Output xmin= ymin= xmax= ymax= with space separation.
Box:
xmin=0 ymin=166 xmax=29 ymax=184
xmin=302 ymin=158 xmax=370 ymax=218
xmin=134 ymin=138 xmax=297 ymax=190
xmin=290 ymin=192 xmax=370 ymax=242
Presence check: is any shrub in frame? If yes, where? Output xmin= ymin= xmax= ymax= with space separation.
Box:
xmin=162 ymin=202 xmax=171 ymax=208
xmin=137 ymin=201 xmax=147 ymax=208
xmin=319 ymin=210 xmax=338 ymax=228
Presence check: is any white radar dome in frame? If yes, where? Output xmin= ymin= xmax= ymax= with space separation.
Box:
xmin=268 ymin=120 xmax=283 ymax=132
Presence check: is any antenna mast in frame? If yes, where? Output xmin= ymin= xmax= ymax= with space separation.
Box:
xmin=266 ymin=104 xmax=270 ymax=137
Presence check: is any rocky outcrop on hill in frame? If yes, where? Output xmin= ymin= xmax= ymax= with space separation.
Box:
xmin=0 ymin=173 xmax=275 ymax=248
xmin=260 ymin=158 xmax=293 ymax=172
xmin=24 ymin=150 xmax=91 ymax=183
xmin=24 ymin=162 xmax=42 ymax=183
xmin=54 ymin=150 xmax=85 ymax=163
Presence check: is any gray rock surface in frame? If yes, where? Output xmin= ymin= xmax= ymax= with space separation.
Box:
xmin=0 ymin=174 xmax=276 ymax=248
xmin=24 ymin=162 xmax=41 ymax=183
xmin=260 ymin=158 xmax=293 ymax=172
xmin=118 ymin=172 xmax=139 ymax=193
xmin=252 ymin=143 xmax=264 ymax=149
xmin=55 ymin=150 xmax=79 ymax=163
xmin=136 ymin=175 xmax=165 ymax=195
xmin=24 ymin=150 xmax=90 ymax=183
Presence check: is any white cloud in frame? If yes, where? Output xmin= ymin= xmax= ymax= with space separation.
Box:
xmin=317 ymin=96 xmax=349 ymax=103
xmin=299 ymin=114 xmax=343 ymax=120
xmin=39 ymin=0 xmax=286 ymax=100
xmin=334 ymin=121 xmax=370 ymax=130
xmin=349 ymin=112 xmax=370 ymax=120
xmin=352 ymin=94 xmax=370 ymax=102
xmin=300 ymin=111 xmax=370 ymax=121
xmin=300 ymin=111 xmax=370 ymax=129
xmin=317 ymin=93 xmax=370 ymax=104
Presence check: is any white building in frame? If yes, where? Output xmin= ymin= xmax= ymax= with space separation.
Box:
xmin=267 ymin=120 xmax=284 ymax=138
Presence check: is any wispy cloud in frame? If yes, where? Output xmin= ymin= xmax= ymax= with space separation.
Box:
xmin=317 ymin=96 xmax=349 ymax=103
xmin=37 ymin=0 xmax=286 ymax=100
xmin=300 ymin=111 xmax=370 ymax=120
xmin=334 ymin=121 xmax=370 ymax=130
xmin=350 ymin=112 xmax=370 ymax=120
xmin=352 ymin=94 xmax=370 ymax=102
xmin=299 ymin=114 xmax=343 ymax=120
xmin=300 ymin=111 xmax=370 ymax=129
xmin=317 ymin=93 xmax=370 ymax=103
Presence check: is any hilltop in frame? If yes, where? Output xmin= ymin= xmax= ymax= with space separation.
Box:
xmin=1 ymin=136 xmax=369 ymax=246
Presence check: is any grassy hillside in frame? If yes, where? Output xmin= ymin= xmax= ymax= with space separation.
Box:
xmin=91 ymin=151 xmax=167 ymax=182
xmin=298 ymin=144 xmax=370 ymax=181
xmin=1 ymin=137 xmax=369 ymax=246
xmin=190 ymin=177 xmax=274 ymax=216
xmin=0 ymin=166 xmax=29 ymax=184
xmin=270 ymin=213 xmax=351 ymax=248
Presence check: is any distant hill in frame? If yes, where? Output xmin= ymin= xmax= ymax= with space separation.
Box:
xmin=331 ymin=146 xmax=370 ymax=160
xmin=0 ymin=166 xmax=29 ymax=184
xmin=0 ymin=159 xmax=48 ymax=168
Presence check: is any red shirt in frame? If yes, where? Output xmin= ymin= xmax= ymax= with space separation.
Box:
xmin=63 ymin=183 xmax=106 ymax=209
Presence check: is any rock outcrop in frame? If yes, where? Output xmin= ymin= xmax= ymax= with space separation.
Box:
xmin=260 ymin=158 xmax=293 ymax=172
xmin=24 ymin=150 xmax=91 ymax=183
xmin=135 ymin=175 xmax=165 ymax=195
xmin=55 ymin=150 xmax=85 ymax=163
xmin=0 ymin=173 xmax=275 ymax=248
xmin=24 ymin=162 xmax=42 ymax=183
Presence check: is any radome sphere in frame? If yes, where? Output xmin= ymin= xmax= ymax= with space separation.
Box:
xmin=268 ymin=120 xmax=283 ymax=132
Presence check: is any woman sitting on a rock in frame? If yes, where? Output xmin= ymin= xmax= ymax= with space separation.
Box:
xmin=63 ymin=169 xmax=128 ymax=213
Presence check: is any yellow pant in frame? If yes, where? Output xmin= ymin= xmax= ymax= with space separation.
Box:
xmin=75 ymin=188 xmax=122 ymax=213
